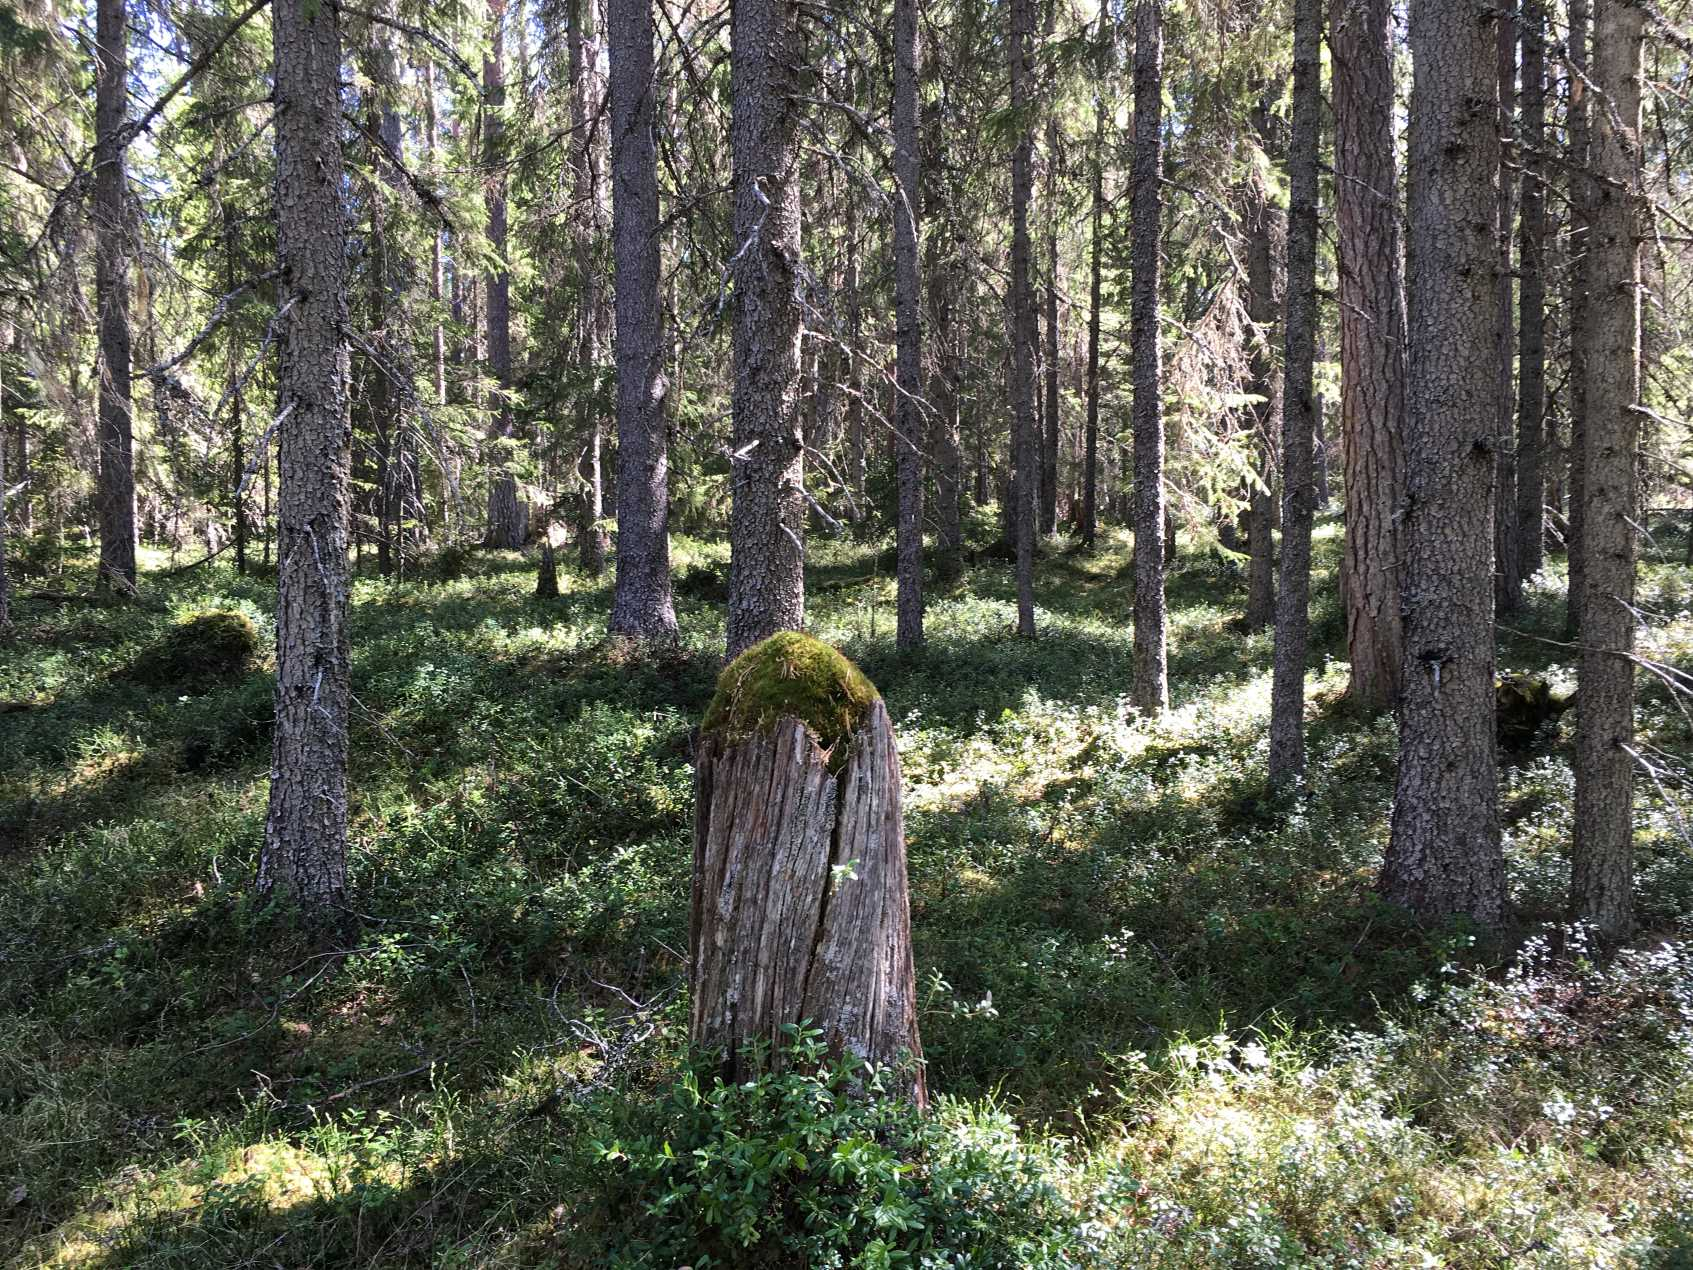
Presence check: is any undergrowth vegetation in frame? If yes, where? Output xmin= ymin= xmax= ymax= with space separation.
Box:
xmin=2 ymin=518 xmax=1691 ymax=1266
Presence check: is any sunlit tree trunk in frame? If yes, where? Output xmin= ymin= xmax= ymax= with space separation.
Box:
xmin=1331 ymin=0 xmax=1406 ymax=712
xmin=484 ymin=1 xmax=525 ymax=549
xmin=1494 ymin=14 xmax=1521 ymax=613
xmin=1010 ymin=0 xmax=1038 ymax=636
xmin=1565 ymin=0 xmax=1592 ymax=638
xmin=1081 ymin=17 xmax=1105 ymax=549
xmin=94 ymin=0 xmax=136 ymax=593
xmin=1268 ymin=0 xmax=1321 ymax=787
xmin=1516 ymin=0 xmax=1547 ymax=584
xmin=1244 ymin=92 xmax=1278 ymax=636
xmin=725 ymin=0 xmax=805 ymax=658
xmin=893 ymin=0 xmax=924 ymax=650
xmin=1570 ymin=0 xmax=1645 ymax=943
xmin=1380 ymin=0 xmax=1504 ymax=927
xmin=570 ymin=0 xmax=608 ymax=574
xmin=1130 ymin=0 xmax=1166 ymax=711
xmin=261 ymin=0 xmax=352 ymax=911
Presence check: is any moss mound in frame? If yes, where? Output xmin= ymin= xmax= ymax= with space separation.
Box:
xmin=125 ymin=610 xmax=262 ymax=689
xmin=702 ymin=631 xmax=880 ymax=755
xmin=1496 ymin=673 xmax=1573 ymax=751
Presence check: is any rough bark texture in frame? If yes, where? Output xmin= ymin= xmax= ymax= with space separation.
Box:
xmin=725 ymin=0 xmax=806 ymax=659
xmin=1130 ymin=0 xmax=1166 ymax=712
xmin=570 ymin=0 xmax=609 ymax=575
xmin=927 ymin=225 xmax=964 ymax=579
xmin=1516 ymin=0 xmax=1547 ymax=582
xmin=1565 ymin=0 xmax=1592 ymax=637
xmin=1331 ymin=0 xmax=1406 ymax=712
xmin=1268 ymin=0 xmax=1321 ymax=787
xmin=893 ymin=0 xmax=924 ymax=650
xmin=1009 ymin=0 xmax=1038 ymax=637
xmin=1082 ymin=39 xmax=1105 ymax=549
xmin=1244 ymin=93 xmax=1278 ymax=636
xmin=1040 ymin=0 xmax=1060 ymax=540
xmin=94 ymin=0 xmax=137 ymax=593
xmin=484 ymin=4 xmax=526 ymax=550
xmin=691 ymin=702 xmax=926 ymax=1107
xmin=1494 ymin=16 xmax=1521 ymax=613
xmin=260 ymin=0 xmax=352 ymax=909
xmin=1570 ymin=0 xmax=1644 ymax=943
xmin=0 ymin=332 xmax=9 ymax=632
xmin=608 ymin=0 xmax=678 ymax=641
xmin=1381 ymin=0 xmax=1504 ymax=928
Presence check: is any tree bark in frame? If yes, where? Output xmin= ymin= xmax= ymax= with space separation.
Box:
xmin=893 ymin=0 xmax=924 ymax=650
xmin=1268 ymin=0 xmax=1322 ymax=788
xmin=1570 ymin=0 xmax=1644 ymax=943
xmin=1494 ymin=14 xmax=1521 ymax=614
xmin=484 ymin=2 xmax=526 ymax=550
xmin=570 ymin=0 xmax=609 ymax=575
xmin=0 ymin=326 xmax=10 ymax=632
xmin=1331 ymin=0 xmax=1406 ymax=712
xmin=1565 ymin=0 xmax=1592 ymax=637
xmin=691 ymin=701 xmax=925 ymax=1107
xmin=1082 ymin=25 xmax=1105 ymax=549
xmin=94 ymin=0 xmax=136 ymax=593
xmin=927 ymin=224 xmax=964 ymax=580
xmin=608 ymin=0 xmax=678 ymax=640
xmin=1130 ymin=0 xmax=1166 ymax=711
xmin=1009 ymin=0 xmax=1038 ymax=637
xmin=261 ymin=0 xmax=352 ymax=910
xmin=1040 ymin=0 xmax=1060 ymax=540
xmin=1244 ymin=92 xmax=1278 ymax=636
xmin=1516 ymin=0 xmax=1547 ymax=583
xmin=1380 ymin=0 xmax=1504 ymax=928
xmin=725 ymin=0 xmax=806 ymax=659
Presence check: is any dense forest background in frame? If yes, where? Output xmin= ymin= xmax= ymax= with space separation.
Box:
xmin=3 ymin=0 xmax=1693 ymax=1262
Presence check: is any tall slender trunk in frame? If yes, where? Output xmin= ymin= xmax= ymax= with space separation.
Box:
xmin=1267 ymin=0 xmax=1321 ymax=787
xmin=1244 ymin=93 xmax=1278 ymax=635
xmin=1380 ymin=0 xmax=1504 ymax=928
xmin=223 ymin=178 xmax=248 ymax=576
xmin=1009 ymin=0 xmax=1038 ymax=637
xmin=1494 ymin=14 xmax=1521 ymax=613
xmin=846 ymin=173 xmax=866 ymax=517
xmin=1516 ymin=0 xmax=1547 ymax=583
xmin=94 ymin=0 xmax=136 ymax=592
xmin=927 ymin=226 xmax=963 ymax=579
xmin=426 ymin=62 xmax=446 ymax=413
xmin=484 ymin=2 xmax=525 ymax=549
xmin=1332 ymin=0 xmax=1406 ymax=711
xmin=1130 ymin=0 xmax=1165 ymax=710
xmin=1039 ymin=0 xmax=1060 ymax=538
xmin=570 ymin=0 xmax=608 ymax=573
xmin=1570 ymin=0 xmax=1644 ymax=942
xmin=1082 ymin=21 xmax=1105 ymax=549
xmin=0 ymin=325 xmax=9 ymax=632
xmin=725 ymin=0 xmax=805 ymax=658
xmin=261 ymin=0 xmax=352 ymax=909
xmin=607 ymin=0 xmax=677 ymax=639
xmin=893 ymin=0 xmax=924 ymax=649
xmin=1565 ymin=0 xmax=1592 ymax=636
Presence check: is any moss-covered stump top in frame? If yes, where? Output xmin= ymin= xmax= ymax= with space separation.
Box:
xmin=702 ymin=631 xmax=880 ymax=757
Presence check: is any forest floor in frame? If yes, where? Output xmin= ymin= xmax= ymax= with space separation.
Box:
xmin=2 ymin=512 xmax=1692 ymax=1267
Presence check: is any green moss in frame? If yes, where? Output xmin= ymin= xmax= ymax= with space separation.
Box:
xmin=124 ymin=610 xmax=262 ymax=689
xmin=702 ymin=631 xmax=880 ymax=757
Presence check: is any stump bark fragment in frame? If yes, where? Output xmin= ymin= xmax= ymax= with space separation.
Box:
xmin=690 ymin=696 xmax=926 ymax=1107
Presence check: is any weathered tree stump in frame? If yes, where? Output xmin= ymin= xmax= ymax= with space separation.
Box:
xmin=690 ymin=632 xmax=926 ymax=1108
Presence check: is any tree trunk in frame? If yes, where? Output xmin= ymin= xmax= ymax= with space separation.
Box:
xmin=570 ymin=0 xmax=609 ymax=575
xmin=261 ymin=0 xmax=352 ymax=910
xmin=1268 ymin=0 xmax=1321 ymax=788
xmin=1380 ymin=0 xmax=1504 ymax=928
xmin=1494 ymin=15 xmax=1521 ymax=614
xmin=1130 ymin=0 xmax=1166 ymax=711
xmin=1082 ymin=25 xmax=1105 ymax=549
xmin=1565 ymin=0 xmax=1592 ymax=637
xmin=1516 ymin=0 xmax=1547 ymax=583
xmin=535 ymin=540 xmax=559 ymax=599
xmin=94 ymin=0 xmax=136 ymax=593
xmin=0 ymin=326 xmax=9 ymax=632
xmin=1040 ymin=0 xmax=1060 ymax=540
xmin=725 ymin=0 xmax=805 ymax=659
xmin=1332 ymin=0 xmax=1406 ymax=712
xmin=846 ymin=177 xmax=866 ymax=518
xmin=1244 ymin=92 xmax=1278 ymax=636
xmin=927 ymin=226 xmax=963 ymax=580
xmin=691 ymin=698 xmax=925 ymax=1107
xmin=608 ymin=0 xmax=678 ymax=641
xmin=484 ymin=3 xmax=526 ymax=550
xmin=1570 ymin=0 xmax=1644 ymax=943
xmin=893 ymin=0 xmax=924 ymax=650
xmin=1009 ymin=0 xmax=1038 ymax=637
